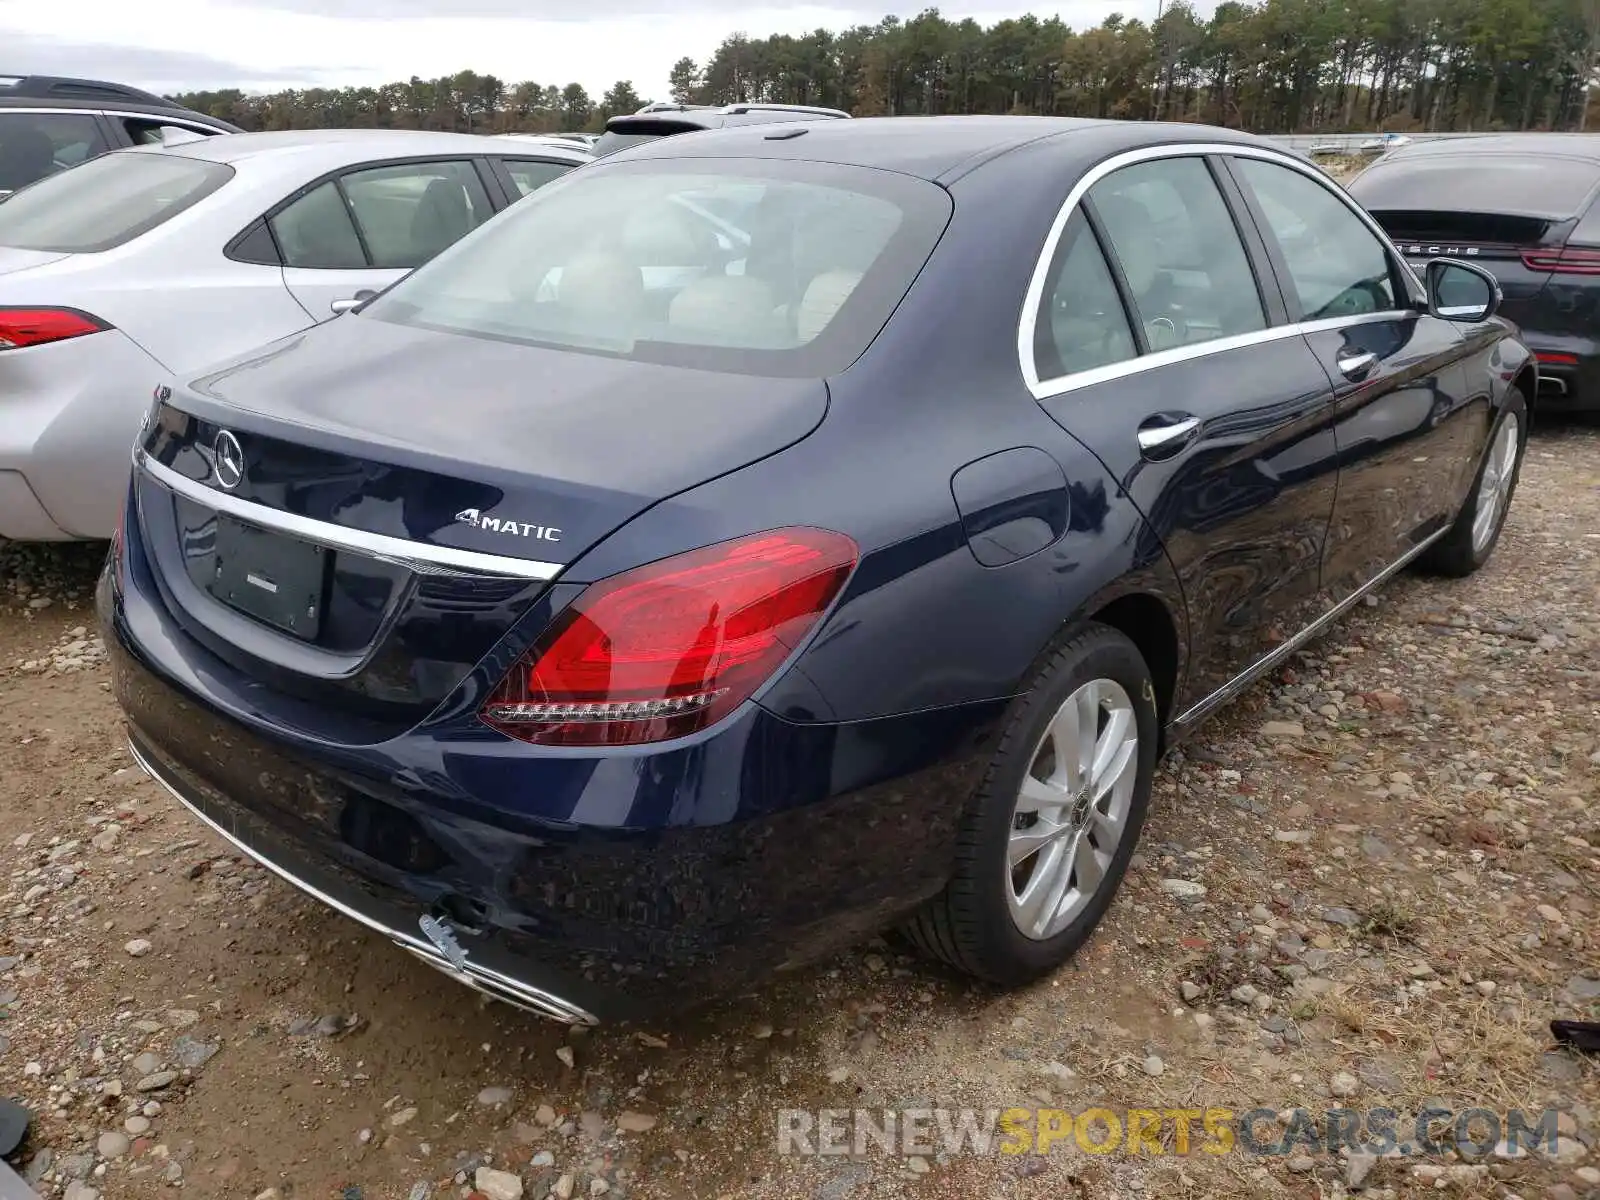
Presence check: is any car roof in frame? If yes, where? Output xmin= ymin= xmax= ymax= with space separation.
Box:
xmin=146 ymin=127 xmax=592 ymax=170
xmin=607 ymin=115 xmax=1279 ymax=182
xmin=1381 ymin=133 xmax=1600 ymax=165
xmin=492 ymin=133 xmax=594 ymax=155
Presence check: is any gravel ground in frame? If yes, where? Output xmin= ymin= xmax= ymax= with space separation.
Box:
xmin=0 ymin=421 xmax=1596 ymax=1200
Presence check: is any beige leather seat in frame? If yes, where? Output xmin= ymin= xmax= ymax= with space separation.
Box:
xmin=794 ymin=270 xmax=863 ymax=343
xmin=666 ymin=276 xmax=787 ymax=346
xmin=556 ymin=251 xmax=644 ymax=332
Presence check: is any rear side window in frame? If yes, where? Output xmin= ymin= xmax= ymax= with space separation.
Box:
xmin=1032 ymin=210 xmax=1137 ymax=379
xmin=364 ymin=158 xmax=952 ymax=378
xmin=1088 ymin=157 xmax=1266 ymax=351
xmin=340 ymin=160 xmax=493 ymax=267
xmin=1234 ymin=157 xmax=1398 ymax=320
xmin=271 ymin=181 xmax=366 ymax=269
xmin=0 ymin=112 xmax=110 ymax=193
xmin=498 ymin=158 xmax=574 ymax=199
xmin=118 ymin=117 xmax=220 ymax=146
xmin=0 ymin=150 xmax=232 ymax=252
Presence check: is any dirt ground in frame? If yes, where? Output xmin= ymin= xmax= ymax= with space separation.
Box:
xmin=1 ymin=421 xmax=1596 ymax=1200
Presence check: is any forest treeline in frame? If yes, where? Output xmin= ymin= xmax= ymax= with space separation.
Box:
xmin=173 ymin=0 xmax=1600 ymax=138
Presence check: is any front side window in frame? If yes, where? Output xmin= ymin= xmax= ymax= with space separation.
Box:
xmin=363 ymin=158 xmax=952 ymax=378
xmin=0 ymin=112 xmax=110 ymax=193
xmin=1234 ymin=157 xmax=1399 ymax=320
xmin=0 ymin=150 xmax=232 ymax=251
xmin=1032 ymin=210 xmax=1137 ymax=380
xmin=1087 ymin=156 xmax=1266 ymax=352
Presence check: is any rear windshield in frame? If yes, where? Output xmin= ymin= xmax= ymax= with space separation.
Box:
xmin=0 ymin=151 xmax=233 ymax=252
xmin=363 ymin=157 xmax=953 ymax=378
xmin=1350 ymin=154 xmax=1600 ymax=220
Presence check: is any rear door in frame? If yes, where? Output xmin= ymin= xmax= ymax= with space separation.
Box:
xmin=1224 ymin=153 xmax=1481 ymax=601
xmin=269 ymin=158 xmax=496 ymax=319
xmin=1026 ymin=152 xmax=1341 ymax=715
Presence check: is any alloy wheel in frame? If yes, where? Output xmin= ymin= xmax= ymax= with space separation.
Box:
xmin=1471 ymin=416 xmax=1520 ymax=554
xmin=1006 ymin=677 xmax=1139 ymax=940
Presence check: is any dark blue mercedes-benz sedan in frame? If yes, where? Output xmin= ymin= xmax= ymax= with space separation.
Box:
xmin=101 ymin=116 xmax=1532 ymax=1025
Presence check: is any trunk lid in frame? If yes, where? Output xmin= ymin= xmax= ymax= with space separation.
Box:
xmin=0 ymin=246 xmax=70 ymax=277
xmin=1368 ymin=209 xmax=1568 ymax=328
xmin=133 ymin=314 xmax=828 ymax=741
xmin=1351 ymin=151 xmax=1600 ymax=327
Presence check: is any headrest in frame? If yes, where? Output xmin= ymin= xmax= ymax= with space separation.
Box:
xmin=667 ymin=275 xmax=784 ymax=345
xmin=795 ymin=270 xmax=863 ymax=343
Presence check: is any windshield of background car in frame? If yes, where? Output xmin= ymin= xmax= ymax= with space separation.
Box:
xmin=0 ymin=151 xmax=233 ymax=252
xmin=363 ymin=157 xmax=954 ymax=378
xmin=1349 ymin=153 xmax=1600 ymax=220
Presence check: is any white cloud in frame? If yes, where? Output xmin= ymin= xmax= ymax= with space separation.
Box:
xmin=0 ymin=0 xmax=1162 ymax=100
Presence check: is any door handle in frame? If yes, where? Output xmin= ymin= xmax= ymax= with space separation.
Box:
xmin=330 ymin=289 xmax=378 ymax=316
xmin=1136 ymin=414 xmax=1202 ymax=459
xmin=1337 ymin=350 xmax=1378 ymax=380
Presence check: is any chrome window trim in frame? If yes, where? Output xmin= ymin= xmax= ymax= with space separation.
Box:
xmin=135 ymin=448 xmax=564 ymax=582
xmin=1018 ymin=141 xmax=1428 ymax=403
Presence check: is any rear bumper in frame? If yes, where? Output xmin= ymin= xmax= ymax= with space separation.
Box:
xmin=0 ymin=329 xmax=166 ymax=540
xmin=1518 ymin=334 xmax=1600 ymax=412
xmin=126 ymin=729 xmax=598 ymax=1025
xmin=101 ymin=543 xmax=1000 ymax=1021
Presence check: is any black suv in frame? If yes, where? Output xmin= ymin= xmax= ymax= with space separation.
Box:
xmin=0 ymin=74 xmax=240 ymax=196
xmin=592 ymin=101 xmax=850 ymax=158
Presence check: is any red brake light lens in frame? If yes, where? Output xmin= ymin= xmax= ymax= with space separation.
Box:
xmin=1536 ymin=351 xmax=1579 ymax=366
xmin=0 ymin=307 xmax=109 ymax=350
xmin=481 ymin=528 xmax=859 ymax=746
xmin=1519 ymin=248 xmax=1600 ymax=275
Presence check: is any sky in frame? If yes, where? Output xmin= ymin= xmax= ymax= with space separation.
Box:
xmin=0 ymin=0 xmax=1169 ymax=103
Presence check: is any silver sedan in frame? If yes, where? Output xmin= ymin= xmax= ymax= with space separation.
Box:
xmin=0 ymin=128 xmax=590 ymax=540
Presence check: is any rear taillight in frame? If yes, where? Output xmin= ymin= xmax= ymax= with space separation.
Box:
xmin=1519 ymin=248 xmax=1600 ymax=275
xmin=1536 ymin=351 xmax=1579 ymax=366
xmin=481 ymin=527 xmax=859 ymax=746
xmin=0 ymin=307 xmax=109 ymax=350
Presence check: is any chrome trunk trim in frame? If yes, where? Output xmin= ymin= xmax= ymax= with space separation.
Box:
xmin=135 ymin=448 xmax=563 ymax=582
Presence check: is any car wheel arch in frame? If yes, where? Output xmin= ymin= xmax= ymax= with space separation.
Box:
xmin=1017 ymin=583 xmax=1188 ymax=754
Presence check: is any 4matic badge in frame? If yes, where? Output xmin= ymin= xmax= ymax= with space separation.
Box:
xmin=455 ymin=507 xmax=561 ymax=543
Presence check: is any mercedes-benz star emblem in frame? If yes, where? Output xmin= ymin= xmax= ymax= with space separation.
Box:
xmin=213 ymin=429 xmax=244 ymax=491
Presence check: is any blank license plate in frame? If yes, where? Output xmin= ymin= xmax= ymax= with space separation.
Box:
xmin=205 ymin=516 xmax=328 ymax=640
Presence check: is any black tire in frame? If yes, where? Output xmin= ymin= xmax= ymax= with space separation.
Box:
xmin=902 ymin=622 xmax=1159 ymax=987
xmin=1419 ymin=391 xmax=1527 ymax=578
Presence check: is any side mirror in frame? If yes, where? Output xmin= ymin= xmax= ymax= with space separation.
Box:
xmin=330 ymin=289 xmax=377 ymax=316
xmin=1425 ymin=258 xmax=1500 ymax=323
